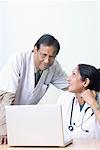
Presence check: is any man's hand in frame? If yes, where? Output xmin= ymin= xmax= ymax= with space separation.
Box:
xmin=0 ymin=135 xmax=7 ymax=144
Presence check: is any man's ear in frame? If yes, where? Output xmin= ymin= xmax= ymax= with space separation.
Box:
xmin=34 ymin=46 xmax=38 ymax=54
xmin=83 ymin=78 xmax=90 ymax=88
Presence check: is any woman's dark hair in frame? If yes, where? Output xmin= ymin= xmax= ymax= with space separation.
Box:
xmin=98 ymin=68 xmax=100 ymax=75
xmin=34 ymin=34 xmax=60 ymax=55
xmin=78 ymin=64 xmax=100 ymax=92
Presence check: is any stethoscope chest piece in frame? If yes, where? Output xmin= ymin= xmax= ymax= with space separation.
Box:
xmin=68 ymin=125 xmax=74 ymax=131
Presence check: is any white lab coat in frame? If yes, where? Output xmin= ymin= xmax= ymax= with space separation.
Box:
xmin=57 ymin=91 xmax=100 ymax=139
xmin=0 ymin=50 xmax=68 ymax=104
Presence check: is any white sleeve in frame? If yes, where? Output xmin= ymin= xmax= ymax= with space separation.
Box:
xmin=57 ymin=91 xmax=66 ymax=104
xmin=57 ymin=92 xmax=74 ymax=139
xmin=0 ymin=52 xmax=23 ymax=93
xmin=51 ymin=61 xmax=68 ymax=89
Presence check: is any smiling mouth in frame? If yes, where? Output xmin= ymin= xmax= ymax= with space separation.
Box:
xmin=43 ymin=63 xmax=51 ymax=68
xmin=40 ymin=64 xmax=49 ymax=70
xmin=43 ymin=65 xmax=48 ymax=68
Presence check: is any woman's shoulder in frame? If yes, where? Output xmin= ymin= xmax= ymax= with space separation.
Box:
xmin=57 ymin=91 xmax=74 ymax=104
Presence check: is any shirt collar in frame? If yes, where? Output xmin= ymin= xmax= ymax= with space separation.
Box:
xmin=34 ymin=66 xmax=43 ymax=75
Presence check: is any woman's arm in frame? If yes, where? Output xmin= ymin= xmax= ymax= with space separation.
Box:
xmin=81 ymin=89 xmax=100 ymax=124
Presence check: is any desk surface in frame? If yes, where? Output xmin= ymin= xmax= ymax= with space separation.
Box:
xmin=0 ymin=139 xmax=100 ymax=150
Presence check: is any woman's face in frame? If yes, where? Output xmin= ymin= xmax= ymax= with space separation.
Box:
xmin=67 ymin=66 xmax=86 ymax=93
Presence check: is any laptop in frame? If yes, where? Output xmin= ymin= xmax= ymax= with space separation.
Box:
xmin=5 ymin=104 xmax=73 ymax=147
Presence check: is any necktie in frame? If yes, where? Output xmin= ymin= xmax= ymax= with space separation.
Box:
xmin=35 ymin=71 xmax=41 ymax=87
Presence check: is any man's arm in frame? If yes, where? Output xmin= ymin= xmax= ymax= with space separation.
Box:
xmin=0 ymin=91 xmax=15 ymax=144
xmin=51 ymin=60 xmax=68 ymax=90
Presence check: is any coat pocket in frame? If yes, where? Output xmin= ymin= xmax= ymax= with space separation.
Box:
xmin=40 ymin=84 xmax=49 ymax=96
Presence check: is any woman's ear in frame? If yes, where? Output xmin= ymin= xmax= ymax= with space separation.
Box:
xmin=83 ymin=78 xmax=90 ymax=88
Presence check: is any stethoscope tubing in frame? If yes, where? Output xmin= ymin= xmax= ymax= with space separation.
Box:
xmin=68 ymin=97 xmax=94 ymax=132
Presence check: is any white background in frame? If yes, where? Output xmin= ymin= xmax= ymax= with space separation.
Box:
xmin=0 ymin=0 xmax=100 ymax=103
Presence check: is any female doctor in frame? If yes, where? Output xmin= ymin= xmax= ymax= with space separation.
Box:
xmin=58 ymin=64 xmax=100 ymax=139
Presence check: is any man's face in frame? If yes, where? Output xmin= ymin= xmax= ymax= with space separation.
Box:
xmin=34 ymin=44 xmax=57 ymax=71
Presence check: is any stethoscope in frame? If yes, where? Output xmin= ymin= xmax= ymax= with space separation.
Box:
xmin=68 ymin=97 xmax=94 ymax=133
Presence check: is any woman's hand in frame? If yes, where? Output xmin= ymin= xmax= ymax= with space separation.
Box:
xmin=81 ymin=89 xmax=96 ymax=108
xmin=81 ymin=89 xmax=100 ymax=124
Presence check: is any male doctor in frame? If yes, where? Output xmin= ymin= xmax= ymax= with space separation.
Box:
xmin=0 ymin=34 xmax=68 ymax=144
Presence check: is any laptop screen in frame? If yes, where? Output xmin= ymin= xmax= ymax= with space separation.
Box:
xmin=5 ymin=104 xmax=73 ymax=147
